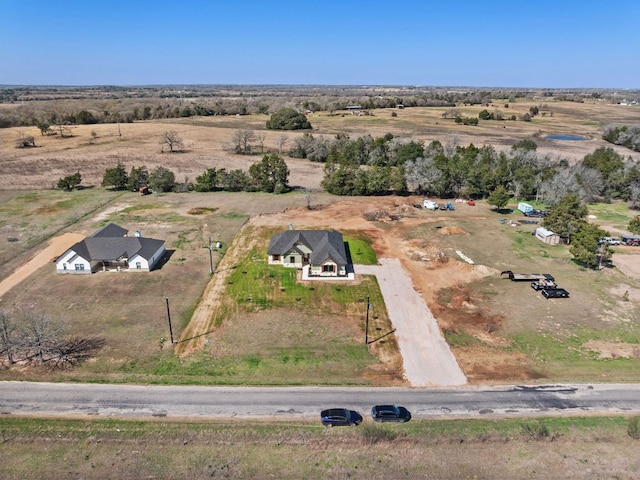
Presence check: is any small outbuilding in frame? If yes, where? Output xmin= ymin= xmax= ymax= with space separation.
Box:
xmin=534 ymin=227 xmax=560 ymax=245
xmin=518 ymin=202 xmax=534 ymax=214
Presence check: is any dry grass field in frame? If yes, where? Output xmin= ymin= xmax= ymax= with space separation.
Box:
xmin=0 ymin=98 xmax=639 ymax=386
xmin=1 ymin=97 xmax=640 ymax=478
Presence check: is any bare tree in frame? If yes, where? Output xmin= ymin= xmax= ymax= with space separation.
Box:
xmin=15 ymin=133 xmax=36 ymax=148
xmin=277 ymin=135 xmax=289 ymax=154
xmin=20 ymin=309 xmax=66 ymax=365
xmin=303 ymin=189 xmax=315 ymax=210
xmin=629 ymin=182 xmax=640 ymax=209
xmin=232 ymin=128 xmax=255 ymax=154
xmin=159 ymin=131 xmax=185 ymax=153
xmin=256 ymin=132 xmax=267 ymax=153
xmin=0 ymin=311 xmax=17 ymax=365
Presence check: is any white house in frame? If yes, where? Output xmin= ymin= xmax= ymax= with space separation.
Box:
xmin=55 ymin=223 xmax=166 ymax=274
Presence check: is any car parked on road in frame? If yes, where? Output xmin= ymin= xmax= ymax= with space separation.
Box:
xmin=320 ymin=408 xmax=363 ymax=427
xmin=371 ymin=404 xmax=412 ymax=423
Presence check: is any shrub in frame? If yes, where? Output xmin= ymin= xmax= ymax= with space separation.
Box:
xmin=359 ymin=422 xmax=398 ymax=445
xmin=521 ymin=421 xmax=549 ymax=440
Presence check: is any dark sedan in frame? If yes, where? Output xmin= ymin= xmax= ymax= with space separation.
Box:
xmin=320 ymin=408 xmax=363 ymax=427
xmin=371 ymin=405 xmax=412 ymax=423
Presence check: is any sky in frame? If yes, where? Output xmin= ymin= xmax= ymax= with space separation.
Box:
xmin=1 ymin=0 xmax=638 ymax=88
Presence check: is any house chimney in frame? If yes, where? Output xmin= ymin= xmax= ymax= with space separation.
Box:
xmin=288 ymin=224 xmax=293 ymax=230
xmin=135 ymin=230 xmax=141 ymax=237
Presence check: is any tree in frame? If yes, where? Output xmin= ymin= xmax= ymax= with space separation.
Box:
xmin=194 ymin=168 xmax=219 ymax=192
xmin=629 ymin=216 xmax=640 ymax=234
xmin=543 ymin=193 xmax=588 ymax=244
xmin=570 ymin=222 xmax=609 ymax=269
xmin=57 ymin=172 xmax=82 ymax=191
xmin=512 ymin=138 xmax=537 ymax=151
xmin=249 ymin=153 xmax=290 ymax=193
xmin=218 ymin=168 xmax=249 ymax=191
xmin=159 ymin=131 xmax=184 ymax=153
xmin=127 ymin=165 xmax=149 ymax=191
xmin=266 ymin=108 xmax=311 ymax=130
xmin=487 ymin=185 xmax=510 ymax=210
xmin=101 ymin=162 xmax=128 ymax=190
xmin=277 ymin=135 xmax=289 ymax=154
xmin=15 ymin=133 xmax=36 ymax=148
xmin=20 ymin=309 xmax=66 ymax=365
xmin=0 ymin=310 xmax=17 ymax=365
xmin=148 ymin=166 xmax=176 ymax=192
xmin=232 ymin=128 xmax=255 ymax=154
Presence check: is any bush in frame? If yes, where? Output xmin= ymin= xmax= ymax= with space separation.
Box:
xmin=359 ymin=422 xmax=399 ymax=445
xmin=521 ymin=421 xmax=549 ymax=440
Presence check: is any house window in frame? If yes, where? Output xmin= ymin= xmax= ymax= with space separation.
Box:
xmin=272 ymin=255 xmax=280 ymax=261
xmin=323 ymin=264 xmax=335 ymax=273
xmin=289 ymin=256 xmax=296 ymax=264
xmin=136 ymin=262 xmax=141 ymax=269
xmin=74 ymin=264 xmax=85 ymax=271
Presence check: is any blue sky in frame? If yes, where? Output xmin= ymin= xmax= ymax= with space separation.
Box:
xmin=2 ymin=0 xmax=638 ymax=87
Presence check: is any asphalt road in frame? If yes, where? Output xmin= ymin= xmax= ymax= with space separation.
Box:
xmin=2 ymin=382 xmax=640 ymax=420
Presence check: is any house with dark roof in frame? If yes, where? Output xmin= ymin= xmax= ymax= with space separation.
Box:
xmin=55 ymin=223 xmax=166 ymax=274
xmin=267 ymin=230 xmax=348 ymax=277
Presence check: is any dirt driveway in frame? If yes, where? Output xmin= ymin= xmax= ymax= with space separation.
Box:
xmin=0 ymin=233 xmax=84 ymax=300
xmin=357 ymin=258 xmax=467 ymax=386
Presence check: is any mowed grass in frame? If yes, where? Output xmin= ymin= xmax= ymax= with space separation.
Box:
xmin=1 ymin=416 xmax=639 ymax=480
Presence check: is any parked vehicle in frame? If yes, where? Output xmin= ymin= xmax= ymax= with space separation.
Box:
xmin=524 ymin=209 xmax=547 ymax=217
xmin=320 ymin=408 xmax=363 ymax=427
xmin=531 ymin=279 xmax=557 ymax=290
xmin=371 ymin=405 xmax=412 ymax=423
xmin=599 ymin=237 xmax=621 ymax=246
xmin=541 ymin=288 xmax=570 ymax=299
xmin=423 ymin=200 xmax=439 ymax=210
xmin=501 ymin=271 xmax=555 ymax=282
xmin=622 ymin=235 xmax=640 ymax=246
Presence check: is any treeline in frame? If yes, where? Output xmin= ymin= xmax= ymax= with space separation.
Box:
xmin=293 ymin=132 xmax=640 ymax=206
xmin=101 ymin=153 xmax=290 ymax=194
xmin=604 ymin=125 xmax=640 ymax=153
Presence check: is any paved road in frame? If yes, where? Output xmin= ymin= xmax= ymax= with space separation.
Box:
xmin=2 ymin=382 xmax=640 ymax=420
xmin=357 ymin=258 xmax=467 ymax=387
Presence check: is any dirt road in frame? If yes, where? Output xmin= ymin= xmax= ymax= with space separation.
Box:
xmin=0 ymin=233 xmax=84 ymax=300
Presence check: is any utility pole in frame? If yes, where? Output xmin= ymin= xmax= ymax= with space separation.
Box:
xmin=208 ymin=237 xmax=214 ymax=274
xmin=165 ymin=297 xmax=174 ymax=344
xmin=365 ymin=295 xmax=371 ymax=344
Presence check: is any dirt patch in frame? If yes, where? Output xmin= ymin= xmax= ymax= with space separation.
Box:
xmin=438 ymin=225 xmax=467 ymax=235
xmin=583 ymin=340 xmax=640 ymax=359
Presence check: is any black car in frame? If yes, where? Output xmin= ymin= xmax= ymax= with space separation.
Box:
xmin=320 ymin=408 xmax=363 ymax=427
xmin=371 ymin=405 xmax=412 ymax=423
xmin=524 ymin=209 xmax=548 ymax=217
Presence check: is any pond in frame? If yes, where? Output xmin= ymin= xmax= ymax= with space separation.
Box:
xmin=545 ymin=134 xmax=588 ymax=141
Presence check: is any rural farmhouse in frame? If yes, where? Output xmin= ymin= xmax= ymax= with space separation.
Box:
xmin=267 ymin=229 xmax=349 ymax=277
xmin=55 ymin=223 xmax=166 ymax=274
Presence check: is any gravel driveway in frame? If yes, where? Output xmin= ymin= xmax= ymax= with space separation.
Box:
xmin=357 ymin=258 xmax=467 ymax=387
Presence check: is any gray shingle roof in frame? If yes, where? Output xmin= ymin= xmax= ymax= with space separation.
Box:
xmin=67 ymin=223 xmax=164 ymax=262
xmin=268 ymin=230 xmax=348 ymax=265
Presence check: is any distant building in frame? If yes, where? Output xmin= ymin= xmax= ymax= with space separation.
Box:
xmin=534 ymin=227 xmax=560 ymax=245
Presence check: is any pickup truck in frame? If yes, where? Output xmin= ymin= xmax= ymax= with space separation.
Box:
xmin=541 ymin=288 xmax=570 ymax=299
xmin=531 ymin=279 xmax=557 ymax=290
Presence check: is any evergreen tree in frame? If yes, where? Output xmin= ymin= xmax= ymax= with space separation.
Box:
xmin=101 ymin=162 xmax=128 ymax=190
xmin=543 ymin=193 xmax=589 ymax=244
